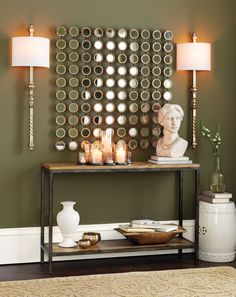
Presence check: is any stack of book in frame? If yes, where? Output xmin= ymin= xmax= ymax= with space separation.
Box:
xmin=200 ymin=191 xmax=232 ymax=204
xmin=148 ymin=156 xmax=192 ymax=165
xmin=119 ymin=219 xmax=178 ymax=233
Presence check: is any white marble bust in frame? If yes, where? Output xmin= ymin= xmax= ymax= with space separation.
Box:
xmin=156 ymin=104 xmax=188 ymax=158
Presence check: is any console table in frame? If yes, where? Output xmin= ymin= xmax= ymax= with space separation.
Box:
xmin=40 ymin=161 xmax=200 ymax=273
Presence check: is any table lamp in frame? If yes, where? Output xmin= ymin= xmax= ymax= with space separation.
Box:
xmin=177 ymin=33 xmax=211 ymax=148
xmin=12 ymin=25 xmax=50 ymax=150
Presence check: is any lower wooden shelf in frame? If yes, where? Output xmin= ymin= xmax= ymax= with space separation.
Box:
xmin=43 ymin=237 xmax=194 ymax=257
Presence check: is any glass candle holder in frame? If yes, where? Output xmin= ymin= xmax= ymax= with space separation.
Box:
xmin=91 ymin=144 xmax=103 ymax=165
xmin=127 ymin=151 xmax=132 ymax=164
xmin=84 ymin=143 xmax=92 ymax=163
xmin=78 ymin=151 xmax=87 ymax=165
xmin=115 ymin=143 xmax=128 ymax=165
xmin=101 ymin=129 xmax=115 ymax=165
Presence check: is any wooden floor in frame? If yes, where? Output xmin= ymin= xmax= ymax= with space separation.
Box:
xmin=0 ymin=253 xmax=235 ymax=281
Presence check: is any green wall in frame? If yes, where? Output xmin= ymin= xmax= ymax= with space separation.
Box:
xmin=0 ymin=0 xmax=235 ymax=228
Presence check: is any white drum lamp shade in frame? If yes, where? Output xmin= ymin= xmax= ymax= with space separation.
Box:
xmin=12 ymin=37 xmax=50 ymax=68
xmin=177 ymin=43 xmax=211 ymax=71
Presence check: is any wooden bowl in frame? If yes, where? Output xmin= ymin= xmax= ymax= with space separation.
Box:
xmin=115 ymin=227 xmax=186 ymax=245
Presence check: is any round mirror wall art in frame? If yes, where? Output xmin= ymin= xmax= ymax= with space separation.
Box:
xmin=54 ymin=25 xmax=175 ymax=150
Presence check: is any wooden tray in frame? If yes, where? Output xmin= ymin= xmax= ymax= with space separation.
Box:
xmin=115 ymin=227 xmax=186 ymax=245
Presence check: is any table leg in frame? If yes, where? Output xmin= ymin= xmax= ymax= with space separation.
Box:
xmin=48 ymin=172 xmax=54 ymax=274
xmin=40 ymin=167 xmax=45 ymax=264
xmin=178 ymin=170 xmax=183 ymax=258
xmin=194 ymin=169 xmax=200 ymax=264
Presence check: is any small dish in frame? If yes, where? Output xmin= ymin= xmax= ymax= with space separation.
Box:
xmin=82 ymin=232 xmax=101 ymax=245
xmin=78 ymin=239 xmax=91 ymax=249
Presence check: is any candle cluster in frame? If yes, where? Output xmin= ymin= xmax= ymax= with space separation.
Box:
xmin=78 ymin=129 xmax=131 ymax=165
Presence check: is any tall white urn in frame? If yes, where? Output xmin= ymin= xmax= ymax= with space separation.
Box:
xmin=56 ymin=201 xmax=80 ymax=247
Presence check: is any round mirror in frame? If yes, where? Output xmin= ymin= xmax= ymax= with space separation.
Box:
xmin=69 ymin=90 xmax=79 ymax=100
xmin=68 ymin=127 xmax=79 ymax=138
xmin=129 ymin=91 xmax=139 ymax=101
xmin=56 ymin=115 xmax=66 ymax=126
xmin=140 ymin=79 xmax=150 ymax=88
xmin=94 ymin=90 xmax=103 ymax=101
xmin=129 ymin=29 xmax=139 ymax=39
xmin=152 ymin=79 xmax=161 ymax=88
xmin=118 ymin=28 xmax=127 ymax=38
xmin=93 ymin=115 xmax=103 ymax=125
xmin=152 ymin=54 xmax=161 ymax=64
xmin=81 ymin=103 xmax=91 ymax=113
xmin=94 ymin=40 xmax=103 ymax=50
xmin=81 ymin=27 xmax=91 ymax=37
xmin=152 ymin=66 xmax=161 ymax=76
xmin=117 ymin=115 xmax=127 ymax=125
xmin=118 ymin=54 xmax=127 ymax=64
xmin=81 ymin=128 xmax=91 ymax=138
xmin=152 ymin=102 xmax=161 ymax=113
xmin=152 ymin=42 xmax=162 ymax=52
xmin=68 ymin=115 xmax=78 ymax=125
xmin=141 ymin=66 xmax=150 ymax=76
xmin=81 ymin=90 xmax=91 ymax=100
xmin=69 ymin=64 xmax=79 ymax=75
xmin=105 ymin=115 xmax=115 ymax=125
xmin=82 ymin=40 xmax=91 ymax=50
xmin=163 ymin=67 xmax=173 ymax=77
xmin=129 ymin=54 xmax=139 ymax=64
xmin=56 ymin=51 xmax=66 ymax=62
xmin=152 ymin=114 xmax=158 ymax=124
xmin=141 ymin=29 xmax=150 ymax=39
xmin=129 ymin=78 xmax=138 ymax=88
xmin=55 ymin=141 xmax=65 ymax=151
xmin=106 ymin=66 xmax=115 ymax=75
xmin=118 ymin=90 xmax=127 ymax=100
xmin=163 ymin=79 xmax=173 ymax=89
xmin=163 ymin=91 xmax=172 ymax=101
xmin=69 ymin=77 xmax=79 ymax=88
xmin=93 ymin=128 xmax=102 ymax=138
xmin=117 ymin=103 xmax=127 ymax=113
xmin=56 ymin=127 xmax=66 ymax=138
xmin=106 ymin=41 xmax=115 ymax=50
xmin=118 ymin=66 xmax=127 ymax=76
xmin=56 ymin=26 xmax=66 ymax=37
xmin=106 ymin=28 xmax=115 ymax=38
xmin=93 ymin=102 xmax=103 ymax=113
xmin=164 ymin=30 xmax=173 ymax=40
xmin=140 ymin=127 xmax=150 ymax=137
xmin=94 ymin=78 xmax=103 ymax=88
xmin=56 ymin=39 xmax=66 ymax=50
xmin=141 ymin=54 xmax=150 ymax=64
xmin=152 ymin=91 xmax=161 ymax=101
xmin=128 ymin=139 xmax=138 ymax=150
xmin=94 ymin=65 xmax=103 ymax=75
xmin=69 ymin=51 xmax=79 ymax=62
xmin=129 ymin=103 xmax=138 ymax=113
xmin=163 ymin=55 xmax=173 ymax=65
xmin=118 ymin=41 xmax=127 ymax=51
xmin=106 ymin=78 xmax=115 ymax=88
xmin=81 ymin=78 xmax=91 ymax=88
xmin=56 ymin=77 xmax=66 ymax=88
xmin=81 ymin=115 xmax=91 ymax=126
xmin=69 ymin=26 xmax=79 ymax=37
xmin=56 ymin=89 xmax=66 ymax=101
xmin=140 ymin=139 xmax=149 ymax=149
xmin=152 ymin=127 xmax=161 ymax=137
xmin=129 ymin=66 xmax=138 ymax=76
xmin=140 ymin=91 xmax=150 ymax=101
xmin=130 ymin=42 xmax=139 ymax=52
xmin=82 ymin=65 xmax=91 ymax=75
xmin=94 ymin=27 xmax=103 ymax=38
xmin=68 ymin=102 xmax=79 ymax=113
xmin=68 ymin=141 xmax=78 ymax=151
xmin=118 ymin=78 xmax=127 ymax=88
xmin=153 ymin=30 xmax=162 ymax=40
xmin=129 ymin=127 xmax=138 ymax=138
xmin=141 ymin=103 xmax=150 ymax=113
xmin=94 ymin=53 xmax=103 ymax=62
xmin=164 ymin=42 xmax=173 ymax=52
xmin=129 ymin=115 xmax=138 ymax=125
xmin=81 ymin=52 xmax=91 ymax=63
xmin=56 ymin=102 xmax=66 ymax=113
xmin=69 ymin=39 xmax=79 ymax=50
xmin=106 ymin=90 xmax=115 ymax=100
xmin=117 ymin=128 xmax=126 ymax=138
xmin=140 ymin=115 xmax=150 ymax=125
xmin=106 ymin=103 xmax=115 ymax=113
xmin=106 ymin=53 xmax=115 ymax=63
xmin=56 ymin=64 xmax=66 ymax=75
xmin=141 ymin=42 xmax=150 ymax=52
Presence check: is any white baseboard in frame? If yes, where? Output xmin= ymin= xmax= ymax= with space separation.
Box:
xmin=0 ymin=220 xmax=195 ymax=265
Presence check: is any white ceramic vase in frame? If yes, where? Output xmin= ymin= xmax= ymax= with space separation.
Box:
xmin=199 ymin=201 xmax=236 ymax=262
xmin=56 ymin=201 xmax=80 ymax=248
